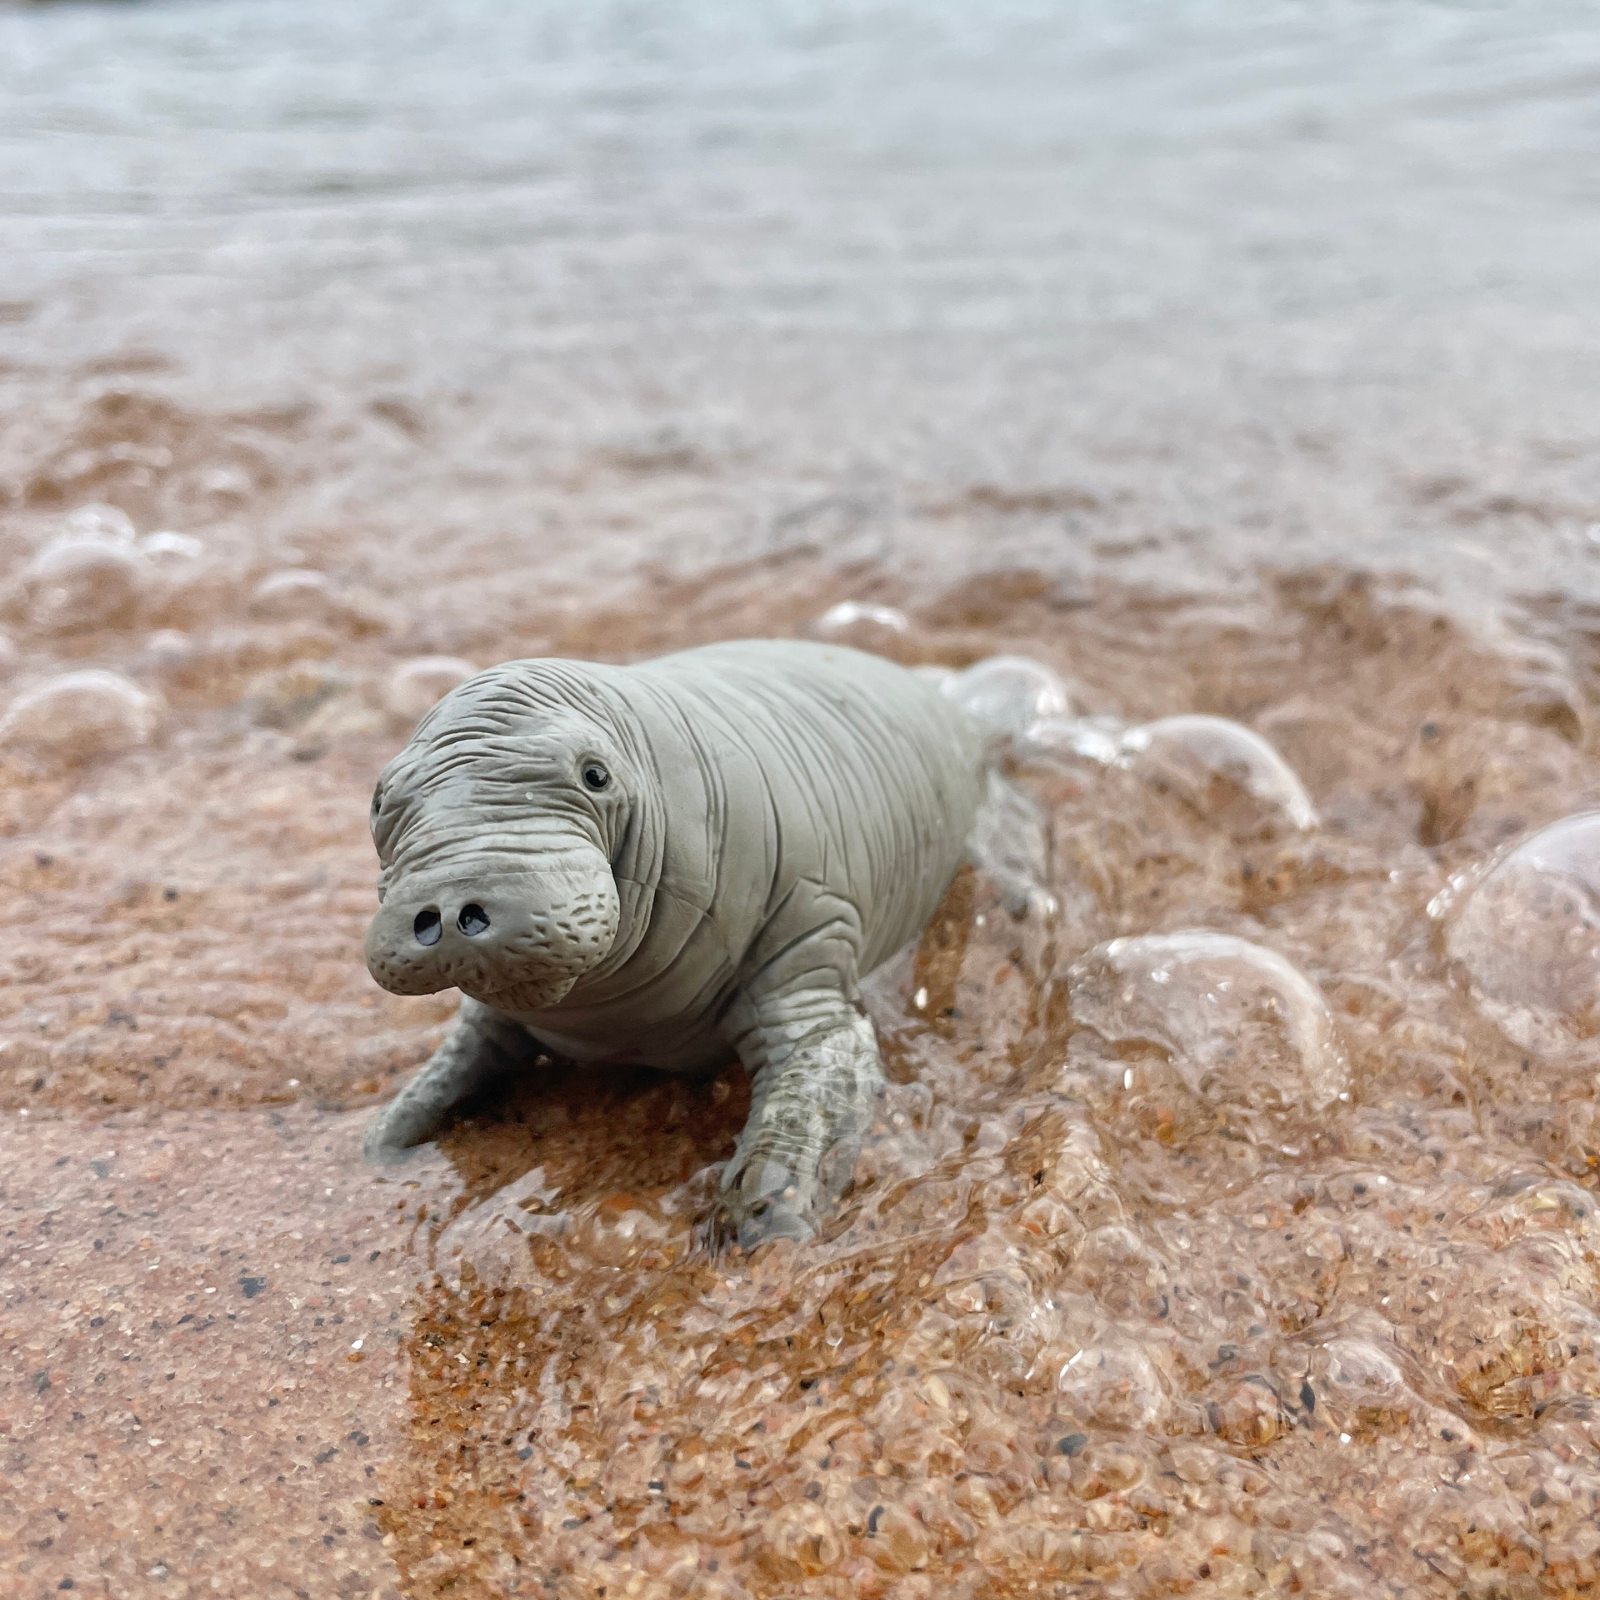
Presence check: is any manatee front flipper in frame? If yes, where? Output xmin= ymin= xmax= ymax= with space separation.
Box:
xmin=717 ymin=983 xmax=884 ymax=1250
xmin=362 ymin=998 xmax=538 ymax=1164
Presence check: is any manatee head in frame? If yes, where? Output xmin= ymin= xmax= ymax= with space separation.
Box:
xmin=364 ymin=663 xmax=638 ymax=1014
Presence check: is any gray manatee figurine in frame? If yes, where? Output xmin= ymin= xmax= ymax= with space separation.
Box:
xmin=362 ymin=638 xmax=986 ymax=1246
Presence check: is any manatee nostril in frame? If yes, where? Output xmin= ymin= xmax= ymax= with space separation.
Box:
xmin=413 ymin=909 xmax=442 ymax=947
xmin=458 ymin=903 xmax=491 ymax=937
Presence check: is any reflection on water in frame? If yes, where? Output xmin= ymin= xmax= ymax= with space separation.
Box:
xmin=4 ymin=0 xmax=1600 ymax=1594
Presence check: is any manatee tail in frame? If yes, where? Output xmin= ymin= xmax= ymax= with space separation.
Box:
xmin=921 ymin=653 xmax=1076 ymax=921
xmin=966 ymin=768 xmax=1056 ymax=919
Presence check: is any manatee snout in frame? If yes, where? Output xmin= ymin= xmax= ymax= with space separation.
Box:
xmin=365 ymin=853 xmax=619 ymax=1011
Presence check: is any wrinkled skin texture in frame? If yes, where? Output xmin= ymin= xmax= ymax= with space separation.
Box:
xmin=362 ymin=639 xmax=986 ymax=1245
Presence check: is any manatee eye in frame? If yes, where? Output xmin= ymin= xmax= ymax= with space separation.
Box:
xmin=582 ymin=763 xmax=610 ymax=792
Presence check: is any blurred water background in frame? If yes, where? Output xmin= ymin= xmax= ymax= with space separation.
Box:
xmin=3 ymin=0 xmax=1599 ymax=603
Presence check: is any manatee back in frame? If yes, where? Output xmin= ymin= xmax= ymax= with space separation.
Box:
xmin=640 ymin=639 xmax=985 ymax=982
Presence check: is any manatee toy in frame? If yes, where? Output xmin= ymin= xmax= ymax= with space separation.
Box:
xmin=362 ymin=639 xmax=986 ymax=1246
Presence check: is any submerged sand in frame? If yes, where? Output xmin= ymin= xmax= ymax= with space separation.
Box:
xmin=4 ymin=541 xmax=1600 ymax=1598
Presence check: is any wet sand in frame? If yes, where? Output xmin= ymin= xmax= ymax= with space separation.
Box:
xmin=5 ymin=552 xmax=1600 ymax=1598
xmin=5 ymin=0 xmax=1600 ymax=1595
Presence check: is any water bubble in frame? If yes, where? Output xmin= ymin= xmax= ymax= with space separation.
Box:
xmin=1063 ymin=931 xmax=1350 ymax=1142
xmin=1204 ymin=1375 xmax=1289 ymax=1445
xmin=1059 ymin=1437 xmax=1147 ymax=1497
xmin=864 ymin=1501 xmax=932 ymax=1573
xmin=247 ymin=568 xmax=388 ymax=635
xmin=760 ymin=1500 xmax=844 ymax=1579
xmin=1439 ymin=812 xmax=1600 ymax=1061
xmin=872 ymin=1381 xmax=963 ymax=1475
xmin=141 ymin=629 xmax=195 ymax=665
xmin=128 ymin=630 xmax=213 ymax=698
xmin=811 ymin=600 xmax=909 ymax=656
xmin=242 ymin=661 xmax=352 ymax=730
xmin=434 ymin=1165 xmax=566 ymax=1280
xmin=1306 ymin=1336 xmax=1417 ymax=1432
xmin=576 ymin=1193 xmax=674 ymax=1269
xmin=943 ymin=655 xmax=1081 ymax=743
xmin=1023 ymin=714 xmax=1126 ymax=767
xmin=294 ymin=693 xmax=387 ymax=748
xmin=198 ymin=463 xmax=252 ymax=501
xmin=61 ymin=503 xmax=136 ymax=547
xmin=139 ymin=530 xmax=206 ymax=564
xmin=385 ymin=656 xmax=477 ymax=725
xmin=0 ymin=670 xmax=162 ymax=767
xmin=1070 ymin=1224 xmax=1170 ymax=1319
xmin=24 ymin=538 xmax=148 ymax=634
xmin=1056 ymin=1344 xmax=1168 ymax=1431
xmin=1117 ymin=715 xmax=1317 ymax=837
xmin=248 ymin=568 xmax=334 ymax=618
xmin=1460 ymin=1175 xmax=1595 ymax=1247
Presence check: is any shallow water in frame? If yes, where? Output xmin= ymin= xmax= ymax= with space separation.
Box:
xmin=4 ymin=1 xmax=1600 ymax=1597
xmin=8 ymin=561 xmax=1600 ymax=1598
